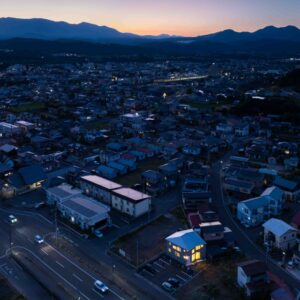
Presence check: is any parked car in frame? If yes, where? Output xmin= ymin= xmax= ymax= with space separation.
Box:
xmin=287 ymin=260 xmax=295 ymax=269
xmin=168 ymin=277 xmax=180 ymax=288
xmin=8 ymin=215 xmax=18 ymax=224
xmin=161 ymin=282 xmax=175 ymax=293
xmin=94 ymin=280 xmax=109 ymax=293
xmin=94 ymin=229 xmax=103 ymax=238
xmin=34 ymin=235 xmax=44 ymax=244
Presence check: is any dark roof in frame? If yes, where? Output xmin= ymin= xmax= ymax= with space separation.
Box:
xmin=239 ymin=260 xmax=267 ymax=277
xmin=274 ymin=176 xmax=298 ymax=191
xmin=18 ymin=165 xmax=46 ymax=185
xmin=9 ymin=165 xmax=46 ymax=188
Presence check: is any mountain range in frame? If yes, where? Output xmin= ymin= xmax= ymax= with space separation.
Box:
xmin=0 ymin=18 xmax=300 ymax=58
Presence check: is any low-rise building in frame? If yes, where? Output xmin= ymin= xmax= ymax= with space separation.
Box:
xmin=166 ymin=229 xmax=206 ymax=266
xmin=263 ymin=218 xmax=297 ymax=250
xmin=80 ymin=175 xmax=122 ymax=205
xmin=46 ymin=183 xmax=82 ymax=205
xmin=237 ymin=186 xmax=284 ymax=227
xmin=58 ymin=194 xmax=111 ymax=231
xmin=111 ymin=187 xmax=151 ymax=218
xmin=237 ymin=260 xmax=269 ymax=297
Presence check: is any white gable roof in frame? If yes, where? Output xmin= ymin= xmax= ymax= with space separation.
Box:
xmin=166 ymin=229 xmax=206 ymax=251
xmin=263 ymin=218 xmax=296 ymax=237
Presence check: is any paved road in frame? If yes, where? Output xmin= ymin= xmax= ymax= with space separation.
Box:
xmin=0 ymin=209 xmax=125 ymax=300
xmin=0 ymin=190 xmax=179 ymax=300
xmin=210 ymin=146 xmax=300 ymax=294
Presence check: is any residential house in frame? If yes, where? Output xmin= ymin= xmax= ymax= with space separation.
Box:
xmin=141 ymin=170 xmax=167 ymax=195
xmin=263 ymin=218 xmax=297 ymax=250
xmin=97 ymin=165 xmax=118 ymax=179
xmin=237 ymin=186 xmax=284 ymax=227
xmin=237 ymin=260 xmax=269 ymax=297
xmin=166 ymin=229 xmax=206 ymax=266
xmin=274 ymin=176 xmax=300 ymax=202
xmin=199 ymin=221 xmax=224 ymax=243
xmin=8 ymin=165 xmax=46 ymax=195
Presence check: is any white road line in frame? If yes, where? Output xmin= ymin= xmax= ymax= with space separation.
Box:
xmin=44 ymin=242 xmax=125 ymax=300
xmin=26 ymin=238 xmax=34 ymax=245
xmin=0 ymin=263 xmax=7 ymax=268
xmin=73 ymin=273 xmax=83 ymax=282
xmin=92 ymin=289 xmax=104 ymax=298
xmin=159 ymin=258 xmax=170 ymax=265
xmin=41 ymin=249 xmax=49 ymax=256
xmin=181 ymin=271 xmax=192 ymax=278
xmin=153 ymin=262 xmax=165 ymax=269
xmin=175 ymin=274 xmax=187 ymax=282
xmin=55 ymin=261 xmax=65 ymax=268
xmin=112 ymin=224 xmax=120 ymax=229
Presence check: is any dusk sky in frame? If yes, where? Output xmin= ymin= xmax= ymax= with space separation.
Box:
xmin=1 ymin=0 xmax=300 ymax=36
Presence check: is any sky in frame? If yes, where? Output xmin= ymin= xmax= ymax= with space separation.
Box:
xmin=1 ymin=0 xmax=300 ymax=36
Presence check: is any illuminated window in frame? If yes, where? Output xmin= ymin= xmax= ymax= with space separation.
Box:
xmin=172 ymin=245 xmax=181 ymax=252
xmin=175 ymin=251 xmax=180 ymax=257
xmin=196 ymin=246 xmax=200 ymax=250
xmin=168 ymin=248 xmax=171 ymax=253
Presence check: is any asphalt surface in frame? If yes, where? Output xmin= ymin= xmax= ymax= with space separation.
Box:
xmin=0 ymin=209 xmax=125 ymax=300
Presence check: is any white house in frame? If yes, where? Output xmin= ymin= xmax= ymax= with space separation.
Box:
xmin=237 ymin=186 xmax=284 ymax=227
xmin=80 ymin=175 xmax=122 ymax=205
xmin=111 ymin=187 xmax=151 ymax=218
xmin=166 ymin=229 xmax=206 ymax=266
xmin=263 ymin=218 xmax=297 ymax=250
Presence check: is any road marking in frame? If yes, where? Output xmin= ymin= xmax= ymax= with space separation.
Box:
xmin=92 ymin=289 xmax=104 ymax=298
xmin=26 ymin=238 xmax=34 ymax=245
xmin=153 ymin=261 xmax=165 ymax=269
xmin=55 ymin=261 xmax=65 ymax=268
xmin=112 ymin=224 xmax=120 ymax=229
xmin=73 ymin=273 xmax=83 ymax=282
xmin=142 ymin=269 xmax=155 ymax=277
xmin=175 ymin=274 xmax=187 ymax=282
xmin=41 ymin=249 xmax=49 ymax=256
xmin=159 ymin=258 xmax=170 ymax=265
xmin=181 ymin=271 xmax=193 ymax=279
xmin=44 ymin=242 xmax=125 ymax=300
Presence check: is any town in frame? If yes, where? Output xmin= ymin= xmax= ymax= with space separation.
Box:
xmin=0 ymin=56 xmax=299 ymax=300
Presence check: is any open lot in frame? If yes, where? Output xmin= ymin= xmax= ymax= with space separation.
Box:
xmin=113 ymin=210 xmax=187 ymax=266
xmin=176 ymin=257 xmax=244 ymax=300
xmin=115 ymin=156 xmax=165 ymax=186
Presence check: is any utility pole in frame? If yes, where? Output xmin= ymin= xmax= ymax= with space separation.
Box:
xmin=136 ymin=240 xmax=139 ymax=267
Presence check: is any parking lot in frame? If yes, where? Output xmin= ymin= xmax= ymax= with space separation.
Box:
xmin=139 ymin=254 xmax=198 ymax=294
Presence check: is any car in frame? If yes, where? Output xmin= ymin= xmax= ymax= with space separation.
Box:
xmin=143 ymin=264 xmax=156 ymax=275
xmin=168 ymin=277 xmax=180 ymax=288
xmin=34 ymin=235 xmax=44 ymax=244
xmin=161 ymin=282 xmax=175 ymax=293
xmin=233 ymin=246 xmax=241 ymax=253
xmin=9 ymin=215 xmax=18 ymax=224
xmin=94 ymin=229 xmax=103 ymax=238
xmin=94 ymin=280 xmax=109 ymax=293
xmin=287 ymin=260 xmax=295 ymax=269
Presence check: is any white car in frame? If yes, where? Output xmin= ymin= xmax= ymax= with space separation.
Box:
xmin=9 ymin=215 xmax=18 ymax=224
xmin=94 ymin=280 xmax=108 ymax=293
xmin=34 ymin=235 xmax=44 ymax=244
xmin=94 ymin=229 xmax=103 ymax=238
xmin=161 ymin=281 xmax=175 ymax=293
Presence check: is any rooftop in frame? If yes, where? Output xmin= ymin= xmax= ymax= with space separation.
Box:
xmin=112 ymin=187 xmax=151 ymax=201
xmin=81 ymin=175 xmax=122 ymax=190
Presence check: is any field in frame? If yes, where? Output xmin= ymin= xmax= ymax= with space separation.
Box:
xmin=113 ymin=211 xmax=187 ymax=266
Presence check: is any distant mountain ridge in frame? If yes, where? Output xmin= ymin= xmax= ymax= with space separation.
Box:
xmin=0 ymin=18 xmax=300 ymax=58
xmin=0 ymin=17 xmax=178 ymax=42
